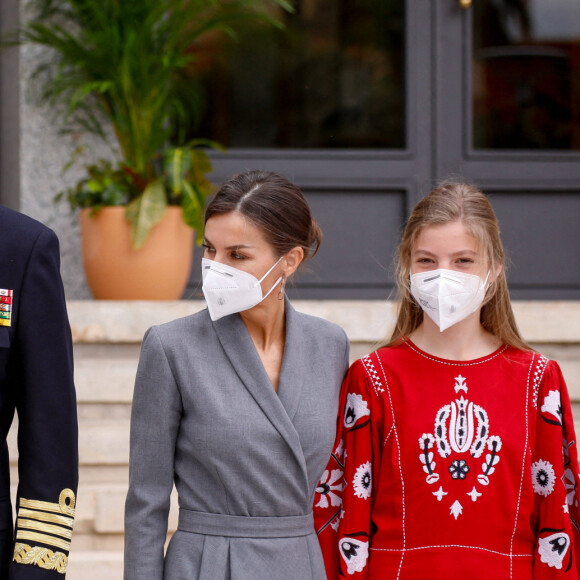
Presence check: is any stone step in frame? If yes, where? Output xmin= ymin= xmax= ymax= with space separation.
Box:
xmin=89 ymin=487 xmax=179 ymax=534
xmin=67 ymin=551 xmax=123 ymax=580
xmin=9 ymin=419 xmax=131 ymax=465
xmin=7 ymin=356 xmax=580 ymax=467
xmin=66 ymin=300 xmax=580 ymax=344
xmin=71 ymin=349 xmax=580 ymax=401
xmin=73 ymin=344 xmax=140 ymax=404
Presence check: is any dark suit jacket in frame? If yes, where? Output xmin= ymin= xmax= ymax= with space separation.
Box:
xmin=0 ymin=205 xmax=78 ymax=579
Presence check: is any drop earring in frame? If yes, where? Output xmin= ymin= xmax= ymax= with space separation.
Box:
xmin=278 ymin=273 xmax=286 ymax=300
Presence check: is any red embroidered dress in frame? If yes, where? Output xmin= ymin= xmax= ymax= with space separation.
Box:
xmin=314 ymin=340 xmax=580 ymax=579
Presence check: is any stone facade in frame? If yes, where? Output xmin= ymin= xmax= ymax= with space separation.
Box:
xmin=7 ymin=300 xmax=580 ymax=579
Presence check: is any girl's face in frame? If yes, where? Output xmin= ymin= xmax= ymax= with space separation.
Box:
xmin=411 ymin=221 xmax=487 ymax=278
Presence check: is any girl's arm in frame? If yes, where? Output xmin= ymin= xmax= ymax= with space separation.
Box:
xmin=315 ymin=357 xmax=383 ymax=579
xmin=532 ymin=359 xmax=580 ymax=578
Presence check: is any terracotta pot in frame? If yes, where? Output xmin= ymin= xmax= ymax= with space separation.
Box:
xmin=80 ymin=206 xmax=194 ymax=300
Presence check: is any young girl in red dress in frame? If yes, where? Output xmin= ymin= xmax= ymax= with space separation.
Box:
xmin=314 ymin=181 xmax=580 ymax=579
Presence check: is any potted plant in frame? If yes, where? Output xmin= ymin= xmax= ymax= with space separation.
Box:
xmin=7 ymin=0 xmax=292 ymax=299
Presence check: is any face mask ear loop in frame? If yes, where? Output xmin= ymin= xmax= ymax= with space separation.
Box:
xmin=257 ymin=256 xmax=284 ymax=285
xmin=257 ymin=255 xmax=285 ymax=301
xmin=482 ymin=271 xmax=491 ymax=293
xmin=262 ymin=275 xmax=283 ymax=301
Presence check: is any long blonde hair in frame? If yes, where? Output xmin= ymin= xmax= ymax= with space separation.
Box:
xmin=385 ymin=180 xmax=530 ymax=350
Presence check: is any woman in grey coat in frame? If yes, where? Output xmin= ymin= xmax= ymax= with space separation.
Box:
xmin=124 ymin=170 xmax=350 ymax=580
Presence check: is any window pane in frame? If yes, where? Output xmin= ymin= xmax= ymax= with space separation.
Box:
xmin=473 ymin=0 xmax=580 ymax=150
xmin=195 ymin=0 xmax=405 ymax=149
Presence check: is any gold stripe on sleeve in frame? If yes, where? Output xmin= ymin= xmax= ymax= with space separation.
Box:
xmin=18 ymin=508 xmax=74 ymax=528
xmin=17 ymin=518 xmax=73 ymax=540
xmin=19 ymin=498 xmax=63 ymax=514
xmin=19 ymin=490 xmax=76 ymax=518
xmin=17 ymin=508 xmax=74 ymax=528
xmin=16 ymin=530 xmax=71 ymax=552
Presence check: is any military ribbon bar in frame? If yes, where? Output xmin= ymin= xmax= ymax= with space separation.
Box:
xmin=0 ymin=289 xmax=13 ymax=326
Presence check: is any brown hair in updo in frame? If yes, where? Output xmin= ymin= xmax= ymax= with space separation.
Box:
xmin=205 ymin=170 xmax=322 ymax=262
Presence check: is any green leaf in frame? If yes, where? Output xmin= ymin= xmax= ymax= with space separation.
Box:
xmin=186 ymin=138 xmax=226 ymax=152
xmin=181 ymin=180 xmax=208 ymax=245
xmin=190 ymin=149 xmax=214 ymax=184
xmin=164 ymin=147 xmax=192 ymax=195
xmin=181 ymin=180 xmax=203 ymax=228
xmin=125 ymin=179 xmax=167 ymax=249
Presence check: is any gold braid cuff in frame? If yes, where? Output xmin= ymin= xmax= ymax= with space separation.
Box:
xmin=13 ymin=488 xmax=76 ymax=569
xmin=13 ymin=543 xmax=68 ymax=574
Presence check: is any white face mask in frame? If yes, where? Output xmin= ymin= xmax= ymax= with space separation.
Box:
xmin=201 ymin=256 xmax=283 ymax=321
xmin=410 ymin=268 xmax=489 ymax=332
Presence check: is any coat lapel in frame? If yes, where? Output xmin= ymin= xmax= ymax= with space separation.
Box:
xmin=277 ymin=301 xmax=306 ymax=422
xmin=212 ymin=304 xmax=308 ymax=482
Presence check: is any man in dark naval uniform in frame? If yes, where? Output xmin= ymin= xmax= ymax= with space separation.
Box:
xmin=0 ymin=205 xmax=78 ymax=578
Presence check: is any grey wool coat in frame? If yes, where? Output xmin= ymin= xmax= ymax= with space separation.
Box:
xmin=124 ymin=301 xmax=349 ymax=580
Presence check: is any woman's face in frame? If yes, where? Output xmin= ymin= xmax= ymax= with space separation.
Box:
xmin=203 ymin=211 xmax=281 ymax=284
xmin=410 ymin=221 xmax=487 ymax=278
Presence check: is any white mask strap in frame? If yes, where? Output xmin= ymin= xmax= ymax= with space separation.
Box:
xmin=258 ymin=256 xmax=284 ymax=299
xmin=257 ymin=256 xmax=284 ymax=284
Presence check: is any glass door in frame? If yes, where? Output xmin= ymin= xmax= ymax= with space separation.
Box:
xmin=435 ymin=0 xmax=580 ymax=299
xmin=187 ymin=0 xmax=435 ymax=299
xmin=472 ymin=0 xmax=580 ymax=151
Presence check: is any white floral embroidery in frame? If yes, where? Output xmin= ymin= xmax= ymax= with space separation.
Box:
xmin=541 ymin=390 xmax=562 ymax=425
xmin=334 ymin=439 xmax=345 ymax=460
xmin=467 ymin=487 xmax=482 ymax=502
xmin=454 ymin=374 xmax=467 ymax=393
xmin=422 ymin=375 xmax=502 ymax=505
xmin=538 ymin=532 xmax=570 ymax=569
xmin=478 ymin=436 xmax=502 ymax=486
xmin=419 ymin=433 xmax=439 ymax=484
xmin=339 ymin=536 xmax=369 ymax=575
xmin=315 ymin=469 xmax=344 ymax=509
xmin=470 ymin=404 xmax=489 ymax=458
xmin=449 ymin=396 xmax=475 ymax=453
xmin=434 ymin=405 xmax=452 ymax=458
xmin=343 ymin=393 xmax=371 ymax=429
xmin=450 ymin=500 xmax=463 ymax=520
xmin=532 ymin=460 xmax=556 ymax=496
xmin=353 ymin=461 xmax=372 ymax=499
xmin=564 ymin=467 xmax=578 ymax=507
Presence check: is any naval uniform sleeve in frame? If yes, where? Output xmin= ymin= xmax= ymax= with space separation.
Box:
xmin=315 ymin=356 xmax=382 ymax=580
xmin=9 ymin=228 xmax=78 ymax=579
xmin=124 ymin=326 xmax=183 ymax=580
xmin=532 ymin=359 xmax=580 ymax=577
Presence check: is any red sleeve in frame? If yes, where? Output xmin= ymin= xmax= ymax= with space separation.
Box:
xmin=532 ymin=360 xmax=580 ymax=577
xmin=314 ymin=357 xmax=384 ymax=579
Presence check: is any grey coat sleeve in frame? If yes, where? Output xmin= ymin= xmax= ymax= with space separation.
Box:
xmin=342 ymin=328 xmax=350 ymax=376
xmin=124 ymin=327 xmax=183 ymax=580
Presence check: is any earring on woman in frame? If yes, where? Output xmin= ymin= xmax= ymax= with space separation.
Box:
xmin=278 ymin=274 xmax=286 ymax=300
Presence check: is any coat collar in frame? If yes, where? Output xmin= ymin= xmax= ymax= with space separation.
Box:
xmin=211 ymin=299 xmax=308 ymax=481
xmin=277 ymin=300 xmax=307 ymax=422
